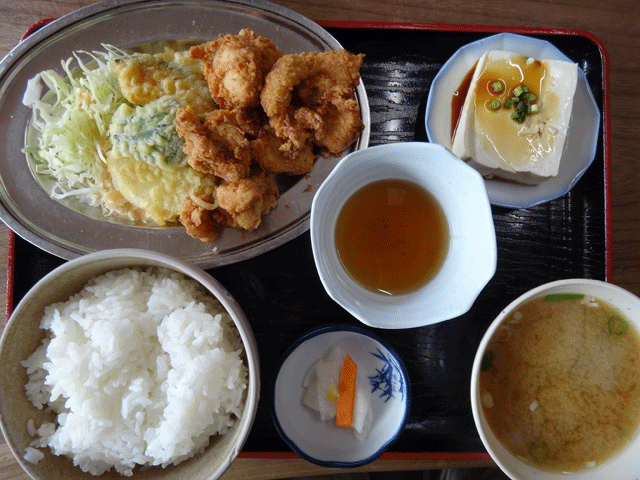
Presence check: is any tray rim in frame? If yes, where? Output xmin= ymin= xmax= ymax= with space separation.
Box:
xmin=3 ymin=19 xmax=611 ymax=463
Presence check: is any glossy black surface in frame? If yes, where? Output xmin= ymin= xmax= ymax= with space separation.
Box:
xmin=10 ymin=27 xmax=606 ymax=455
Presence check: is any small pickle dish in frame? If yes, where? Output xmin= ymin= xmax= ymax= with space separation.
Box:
xmin=272 ymin=325 xmax=410 ymax=467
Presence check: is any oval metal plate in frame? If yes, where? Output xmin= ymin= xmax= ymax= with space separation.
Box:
xmin=0 ymin=0 xmax=370 ymax=268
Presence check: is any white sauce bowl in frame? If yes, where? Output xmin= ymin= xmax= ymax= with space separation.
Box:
xmin=310 ymin=141 xmax=497 ymax=329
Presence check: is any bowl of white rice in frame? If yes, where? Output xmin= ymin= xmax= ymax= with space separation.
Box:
xmin=0 ymin=249 xmax=259 ymax=480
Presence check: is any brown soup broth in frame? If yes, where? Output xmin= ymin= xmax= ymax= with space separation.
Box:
xmin=334 ymin=178 xmax=449 ymax=295
xmin=479 ymin=295 xmax=640 ymax=472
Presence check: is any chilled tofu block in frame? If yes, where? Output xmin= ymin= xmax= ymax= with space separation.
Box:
xmin=451 ymin=50 xmax=578 ymax=185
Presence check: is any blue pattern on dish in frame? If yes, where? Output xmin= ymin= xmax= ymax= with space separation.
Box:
xmin=369 ymin=348 xmax=405 ymax=403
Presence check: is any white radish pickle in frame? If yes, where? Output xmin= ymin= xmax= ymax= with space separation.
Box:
xmin=302 ymin=346 xmax=373 ymax=440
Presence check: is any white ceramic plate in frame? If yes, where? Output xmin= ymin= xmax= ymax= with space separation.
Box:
xmin=0 ymin=0 xmax=370 ymax=268
xmin=310 ymin=142 xmax=497 ymax=329
xmin=272 ymin=325 xmax=410 ymax=468
xmin=425 ymin=33 xmax=600 ymax=209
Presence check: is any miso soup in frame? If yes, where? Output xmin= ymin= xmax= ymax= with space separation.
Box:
xmin=479 ymin=293 xmax=640 ymax=472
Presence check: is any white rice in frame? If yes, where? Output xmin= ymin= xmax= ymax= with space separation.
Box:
xmin=21 ymin=267 xmax=248 ymax=476
xmin=23 ymin=446 xmax=45 ymax=464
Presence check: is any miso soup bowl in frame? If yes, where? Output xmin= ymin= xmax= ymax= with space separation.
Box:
xmin=310 ymin=142 xmax=497 ymax=330
xmin=471 ymin=279 xmax=640 ymax=480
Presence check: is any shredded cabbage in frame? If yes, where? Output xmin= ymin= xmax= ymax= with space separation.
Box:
xmin=23 ymin=49 xmax=126 ymax=209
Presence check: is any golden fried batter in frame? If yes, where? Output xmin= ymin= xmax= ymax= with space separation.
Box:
xmin=190 ymin=29 xmax=283 ymax=109
xmin=231 ymin=106 xmax=269 ymax=138
xmin=174 ymin=32 xmax=364 ymax=241
xmin=260 ymin=53 xmax=315 ymax=118
xmin=313 ymin=101 xmax=363 ymax=156
xmin=216 ymin=174 xmax=279 ymax=231
xmin=260 ymin=50 xmax=364 ymax=155
xmin=251 ymin=128 xmax=316 ymax=174
xmin=174 ymin=107 xmax=252 ymax=183
xmin=179 ymin=194 xmax=220 ymax=242
xmin=297 ymin=50 xmax=365 ymax=106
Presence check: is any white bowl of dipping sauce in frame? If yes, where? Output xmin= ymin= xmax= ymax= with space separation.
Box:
xmin=471 ymin=279 xmax=640 ymax=480
xmin=310 ymin=142 xmax=497 ymax=329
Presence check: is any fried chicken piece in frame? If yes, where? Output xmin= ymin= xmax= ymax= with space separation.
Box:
xmin=177 ymin=36 xmax=364 ymax=240
xmin=259 ymin=54 xmax=319 ymax=149
xmin=268 ymin=107 xmax=324 ymax=152
xmin=278 ymin=106 xmax=325 ymax=152
xmin=251 ymin=128 xmax=316 ymax=174
xmin=300 ymin=50 xmax=364 ymax=155
xmin=174 ymin=107 xmax=252 ymax=183
xmin=297 ymin=50 xmax=365 ymax=106
xmin=260 ymin=53 xmax=316 ymax=118
xmin=313 ymin=101 xmax=364 ymax=156
xmin=232 ymin=106 xmax=269 ymax=138
xmin=216 ymin=174 xmax=279 ymax=231
xmin=190 ymin=29 xmax=283 ymax=109
xmin=179 ymin=194 xmax=220 ymax=242
xmin=260 ymin=50 xmax=364 ymax=153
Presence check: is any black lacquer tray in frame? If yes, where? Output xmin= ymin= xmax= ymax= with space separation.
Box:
xmin=7 ymin=23 xmax=609 ymax=459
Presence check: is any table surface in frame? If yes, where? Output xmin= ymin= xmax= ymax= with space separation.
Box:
xmin=1 ymin=0 xmax=639 ymax=479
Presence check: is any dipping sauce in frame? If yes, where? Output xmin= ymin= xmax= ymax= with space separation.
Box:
xmin=479 ymin=294 xmax=640 ymax=472
xmin=451 ymin=56 xmax=547 ymax=142
xmin=335 ymin=179 xmax=449 ymax=295
xmin=451 ymin=60 xmax=478 ymax=140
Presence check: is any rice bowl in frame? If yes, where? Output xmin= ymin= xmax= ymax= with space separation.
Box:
xmin=0 ymin=249 xmax=259 ymax=480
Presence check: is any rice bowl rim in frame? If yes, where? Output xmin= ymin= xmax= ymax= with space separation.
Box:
xmin=470 ymin=278 xmax=640 ymax=480
xmin=0 ymin=248 xmax=260 ymax=480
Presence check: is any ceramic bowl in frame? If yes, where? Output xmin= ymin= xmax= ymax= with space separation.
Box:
xmin=0 ymin=249 xmax=260 ymax=480
xmin=310 ymin=141 xmax=497 ymax=329
xmin=471 ymin=279 xmax=640 ymax=480
xmin=272 ymin=325 xmax=410 ymax=467
xmin=425 ymin=33 xmax=600 ymax=209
